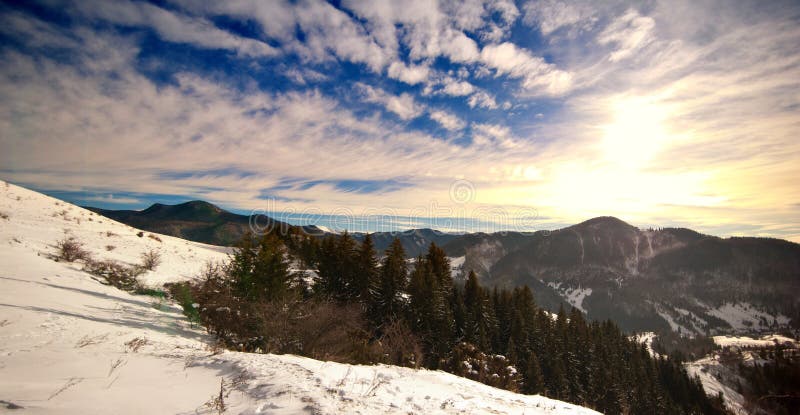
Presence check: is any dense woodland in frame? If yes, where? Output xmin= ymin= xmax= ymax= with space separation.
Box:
xmin=173 ymin=231 xmax=729 ymax=415
xmin=737 ymin=346 xmax=800 ymax=415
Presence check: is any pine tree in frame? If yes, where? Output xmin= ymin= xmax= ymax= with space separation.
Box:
xmin=463 ymin=270 xmax=490 ymax=350
xmin=370 ymin=238 xmax=407 ymax=327
xmin=228 ymin=232 xmax=293 ymax=302
xmin=524 ymin=351 xmax=545 ymax=395
xmin=353 ymin=233 xmax=378 ymax=306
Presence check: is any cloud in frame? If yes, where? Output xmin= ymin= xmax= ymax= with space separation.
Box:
xmin=441 ymin=78 xmax=476 ymax=96
xmin=480 ymin=42 xmax=573 ymax=95
xmin=356 ymin=83 xmax=425 ymax=120
xmin=522 ymin=0 xmax=598 ymax=36
xmin=3 ymin=0 xmax=800 ymax=241
xmin=429 ymin=110 xmax=465 ymax=131
xmin=66 ymin=0 xmax=280 ymax=57
xmin=467 ymin=91 xmax=499 ymax=109
xmin=597 ymin=8 xmax=655 ymax=62
xmin=82 ymin=194 xmax=143 ymax=205
xmin=387 ymin=61 xmax=431 ymax=85
xmin=472 ymin=123 xmax=518 ymax=148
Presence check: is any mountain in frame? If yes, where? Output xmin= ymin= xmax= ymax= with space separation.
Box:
xmin=87 ymin=202 xmax=460 ymax=256
xmin=85 ymin=201 xmax=299 ymax=246
xmin=444 ymin=217 xmax=800 ymax=336
xmin=353 ymin=228 xmax=460 ymax=257
xmin=88 ymin=200 xmax=800 ymax=337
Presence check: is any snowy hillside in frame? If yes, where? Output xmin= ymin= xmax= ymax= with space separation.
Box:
xmin=0 ymin=180 xmax=599 ymax=414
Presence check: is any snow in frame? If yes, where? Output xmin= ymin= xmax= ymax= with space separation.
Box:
xmin=0 ymin=180 xmax=230 ymax=287
xmin=713 ymin=334 xmax=799 ymax=349
xmin=685 ymin=355 xmax=748 ymax=415
xmin=630 ymin=332 xmax=659 ymax=358
xmin=448 ymin=255 xmax=465 ymax=270
xmin=564 ymin=287 xmax=592 ymax=313
xmin=706 ymin=302 xmax=791 ymax=332
xmin=0 ymin=180 xmax=600 ymax=415
xmin=546 ymin=282 xmax=592 ymax=313
xmin=653 ymin=303 xmax=694 ymax=335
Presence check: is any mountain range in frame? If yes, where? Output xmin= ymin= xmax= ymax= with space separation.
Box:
xmin=87 ymin=201 xmax=800 ymax=336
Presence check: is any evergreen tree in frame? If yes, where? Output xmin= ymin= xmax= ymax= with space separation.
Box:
xmin=463 ymin=270 xmax=490 ymax=350
xmin=353 ymin=233 xmax=378 ymax=306
xmin=370 ymin=238 xmax=407 ymax=327
xmin=228 ymin=232 xmax=293 ymax=302
xmin=524 ymin=351 xmax=545 ymax=395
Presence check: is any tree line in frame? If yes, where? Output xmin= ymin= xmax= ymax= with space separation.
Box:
xmin=176 ymin=231 xmax=728 ymax=415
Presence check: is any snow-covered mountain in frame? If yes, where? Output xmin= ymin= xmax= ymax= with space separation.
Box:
xmin=0 ymin=180 xmax=599 ymax=415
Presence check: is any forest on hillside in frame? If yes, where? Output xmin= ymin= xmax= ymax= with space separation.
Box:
xmin=167 ymin=231 xmax=728 ymax=415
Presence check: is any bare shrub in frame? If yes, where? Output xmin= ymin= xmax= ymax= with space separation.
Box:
xmin=256 ymin=300 xmax=371 ymax=362
xmin=204 ymin=378 xmax=228 ymax=415
xmin=105 ymin=245 xmax=116 ymax=251
xmin=124 ymin=337 xmax=148 ymax=352
xmin=0 ymin=211 xmax=8 ymax=220
xmin=140 ymin=249 xmax=161 ymax=270
xmin=84 ymin=259 xmax=142 ymax=291
xmin=147 ymin=233 xmax=162 ymax=242
xmin=374 ymin=320 xmax=424 ymax=368
xmin=75 ymin=333 xmax=108 ymax=348
xmin=55 ymin=237 xmax=90 ymax=262
xmin=106 ymin=231 xmax=117 ymax=237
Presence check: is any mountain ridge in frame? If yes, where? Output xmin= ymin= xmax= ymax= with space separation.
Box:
xmin=86 ymin=201 xmax=800 ymax=336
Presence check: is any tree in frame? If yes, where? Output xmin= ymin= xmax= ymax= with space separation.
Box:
xmin=463 ymin=270 xmax=491 ymax=350
xmin=369 ymin=238 xmax=407 ymax=327
xmin=228 ymin=232 xmax=293 ymax=302
xmin=524 ymin=351 xmax=545 ymax=395
xmin=353 ymin=233 xmax=378 ymax=306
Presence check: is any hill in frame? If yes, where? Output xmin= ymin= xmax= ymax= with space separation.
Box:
xmin=449 ymin=217 xmax=800 ymax=336
xmin=0 ymin=180 xmax=599 ymax=414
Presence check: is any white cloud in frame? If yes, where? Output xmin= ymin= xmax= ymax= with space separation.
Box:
xmin=467 ymin=91 xmax=499 ymax=109
xmin=356 ymin=83 xmax=425 ymax=120
xmin=472 ymin=123 xmax=518 ymax=148
xmin=387 ymin=61 xmax=431 ymax=85
xmin=597 ymin=9 xmax=656 ymax=62
xmin=480 ymin=42 xmax=573 ymax=96
xmin=69 ymin=0 xmax=280 ymax=57
xmin=441 ymin=78 xmax=476 ymax=96
xmin=522 ymin=0 xmax=598 ymax=36
xmin=283 ymin=67 xmax=329 ymax=85
xmin=429 ymin=110 xmax=465 ymax=131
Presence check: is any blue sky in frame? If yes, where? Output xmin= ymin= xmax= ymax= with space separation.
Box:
xmin=1 ymin=0 xmax=799 ymax=240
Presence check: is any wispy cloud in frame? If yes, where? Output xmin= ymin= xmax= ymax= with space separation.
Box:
xmin=1 ymin=0 xmax=799 ymax=241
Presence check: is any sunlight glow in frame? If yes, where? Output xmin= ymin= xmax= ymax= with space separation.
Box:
xmin=602 ymin=97 xmax=668 ymax=169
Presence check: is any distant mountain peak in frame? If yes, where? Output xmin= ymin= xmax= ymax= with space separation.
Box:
xmin=572 ymin=216 xmax=637 ymax=231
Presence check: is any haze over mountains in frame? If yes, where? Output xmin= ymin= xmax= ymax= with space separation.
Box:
xmin=88 ymin=200 xmax=800 ymax=337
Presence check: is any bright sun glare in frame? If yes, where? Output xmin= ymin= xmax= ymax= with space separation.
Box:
xmin=602 ymin=97 xmax=668 ymax=169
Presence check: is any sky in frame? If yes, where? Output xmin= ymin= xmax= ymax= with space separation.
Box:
xmin=1 ymin=0 xmax=799 ymax=239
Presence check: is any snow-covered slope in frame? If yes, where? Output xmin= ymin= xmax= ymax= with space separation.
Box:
xmin=685 ymin=355 xmax=747 ymax=415
xmin=0 ymin=180 xmax=600 ymax=414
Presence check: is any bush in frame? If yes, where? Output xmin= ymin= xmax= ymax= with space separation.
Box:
xmin=84 ymin=259 xmax=143 ymax=291
xmin=147 ymin=233 xmax=162 ymax=242
xmin=373 ymin=320 xmax=423 ymax=368
xmin=165 ymin=282 xmax=201 ymax=327
xmin=0 ymin=211 xmax=8 ymax=220
xmin=442 ymin=342 xmax=522 ymax=392
xmin=140 ymin=249 xmax=161 ymax=270
xmin=55 ymin=237 xmax=90 ymax=262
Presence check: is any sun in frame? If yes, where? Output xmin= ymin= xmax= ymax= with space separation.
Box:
xmin=601 ymin=97 xmax=668 ymax=169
